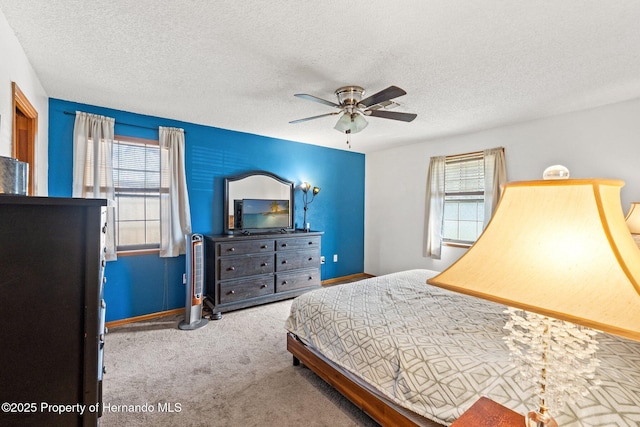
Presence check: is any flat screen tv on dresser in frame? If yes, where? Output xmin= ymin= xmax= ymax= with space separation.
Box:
xmin=0 ymin=195 xmax=107 ymax=427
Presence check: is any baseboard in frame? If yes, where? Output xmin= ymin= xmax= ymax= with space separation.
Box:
xmin=322 ymin=272 xmax=374 ymax=285
xmin=107 ymin=273 xmax=373 ymax=328
xmin=105 ymin=308 xmax=183 ymax=328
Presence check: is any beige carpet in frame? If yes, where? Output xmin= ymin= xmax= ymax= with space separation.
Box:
xmin=101 ymin=299 xmax=378 ymax=427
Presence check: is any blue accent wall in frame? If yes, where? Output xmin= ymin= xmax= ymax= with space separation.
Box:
xmin=48 ymin=98 xmax=365 ymax=322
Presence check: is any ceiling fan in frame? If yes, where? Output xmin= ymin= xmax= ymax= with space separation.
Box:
xmin=289 ymin=85 xmax=417 ymax=145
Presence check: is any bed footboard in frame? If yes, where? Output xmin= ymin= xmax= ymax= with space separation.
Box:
xmin=287 ymin=333 xmax=443 ymax=427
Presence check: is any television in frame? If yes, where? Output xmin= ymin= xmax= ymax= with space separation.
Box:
xmin=239 ymin=199 xmax=291 ymax=232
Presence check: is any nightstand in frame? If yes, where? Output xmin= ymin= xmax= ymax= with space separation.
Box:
xmin=452 ymin=397 xmax=525 ymax=427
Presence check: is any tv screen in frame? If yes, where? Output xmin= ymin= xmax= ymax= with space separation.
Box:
xmin=241 ymin=199 xmax=290 ymax=230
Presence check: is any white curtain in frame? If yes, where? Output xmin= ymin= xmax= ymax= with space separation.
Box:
xmin=423 ymin=156 xmax=446 ymax=259
xmin=159 ymin=126 xmax=192 ymax=257
xmin=72 ymin=111 xmax=117 ymax=261
xmin=483 ymin=147 xmax=507 ymax=227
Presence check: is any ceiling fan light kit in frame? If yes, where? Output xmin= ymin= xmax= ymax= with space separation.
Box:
xmin=290 ymin=85 xmax=417 ymax=148
xmin=334 ymin=112 xmax=368 ymax=133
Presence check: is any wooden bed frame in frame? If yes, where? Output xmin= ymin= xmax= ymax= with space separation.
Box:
xmin=287 ymin=333 xmax=444 ymax=427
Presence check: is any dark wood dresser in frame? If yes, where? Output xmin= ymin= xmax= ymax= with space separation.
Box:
xmin=205 ymin=231 xmax=323 ymax=319
xmin=0 ymin=195 xmax=107 ymax=426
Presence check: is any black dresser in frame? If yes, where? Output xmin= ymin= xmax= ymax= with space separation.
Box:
xmin=0 ymin=195 xmax=107 ymax=426
xmin=205 ymin=231 xmax=323 ymax=319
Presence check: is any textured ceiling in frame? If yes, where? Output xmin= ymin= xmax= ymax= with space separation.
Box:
xmin=2 ymin=1 xmax=640 ymax=153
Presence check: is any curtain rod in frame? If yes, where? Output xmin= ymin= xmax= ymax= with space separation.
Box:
xmin=62 ymin=111 xmax=186 ymax=133
xmin=446 ymin=146 xmax=504 ymax=161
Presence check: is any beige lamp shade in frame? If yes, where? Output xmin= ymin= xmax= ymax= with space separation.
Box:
xmin=626 ymin=202 xmax=640 ymax=234
xmin=427 ymin=179 xmax=640 ymax=342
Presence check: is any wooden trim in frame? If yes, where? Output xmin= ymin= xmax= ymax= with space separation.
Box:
xmin=12 ymin=82 xmax=38 ymax=119
xmin=322 ymin=273 xmax=373 ymax=285
xmin=11 ymin=82 xmax=38 ymax=195
xmin=117 ymin=248 xmax=160 ymax=257
xmin=287 ymin=333 xmax=443 ymax=427
xmin=443 ymin=241 xmax=473 ymax=249
xmin=105 ymin=308 xmax=183 ymax=328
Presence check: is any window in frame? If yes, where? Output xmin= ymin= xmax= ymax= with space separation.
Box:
xmin=112 ymin=136 xmax=167 ymax=251
xmin=442 ymin=153 xmax=485 ymax=245
xmin=425 ymin=147 xmax=505 ymax=259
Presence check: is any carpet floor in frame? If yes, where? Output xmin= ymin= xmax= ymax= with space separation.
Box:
xmin=101 ymin=299 xmax=378 ymax=427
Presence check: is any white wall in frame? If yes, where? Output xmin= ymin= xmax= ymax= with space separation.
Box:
xmin=365 ymin=97 xmax=640 ymax=276
xmin=0 ymin=9 xmax=49 ymax=195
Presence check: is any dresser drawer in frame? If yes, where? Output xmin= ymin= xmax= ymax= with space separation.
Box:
xmin=218 ymin=239 xmax=273 ymax=256
xmin=220 ymin=277 xmax=274 ymax=303
xmin=276 ymin=270 xmax=320 ymax=293
xmin=276 ymin=236 xmax=321 ymax=251
xmin=219 ymin=254 xmax=274 ymax=280
xmin=276 ymin=249 xmax=320 ymax=272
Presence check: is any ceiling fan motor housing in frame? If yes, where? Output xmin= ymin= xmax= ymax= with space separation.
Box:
xmin=335 ymin=86 xmax=365 ymax=107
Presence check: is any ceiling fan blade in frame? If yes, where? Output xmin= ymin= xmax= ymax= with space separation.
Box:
xmin=294 ymin=93 xmax=340 ymax=108
xmin=366 ymin=100 xmax=399 ymax=111
xmin=289 ymin=112 xmax=340 ymax=124
xmin=365 ymin=109 xmax=417 ymax=122
xmin=358 ymin=86 xmax=407 ymax=108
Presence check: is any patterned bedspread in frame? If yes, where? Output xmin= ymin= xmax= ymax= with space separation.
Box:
xmin=285 ymin=269 xmax=640 ymax=426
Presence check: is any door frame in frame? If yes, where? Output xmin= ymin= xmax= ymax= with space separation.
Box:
xmin=12 ymin=82 xmax=38 ymax=195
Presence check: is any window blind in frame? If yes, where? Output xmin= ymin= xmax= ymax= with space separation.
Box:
xmin=113 ymin=140 xmax=162 ymax=191
xmin=443 ymin=152 xmax=485 ymax=243
xmin=445 ymin=153 xmax=484 ymax=195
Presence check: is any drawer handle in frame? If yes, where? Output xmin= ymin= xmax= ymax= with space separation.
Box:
xmin=282 ymin=260 xmax=288 ymax=264
xmin=282 ymin=280 xmax=288 ymax=285
xmin=261 ymin=262 xmax=268 ymax=267
xmin=261 ymin=245 xmax=268 ymax=249
xmin=308 ymin=276 xmax=313 ymax=280
xmin=228 ymin=266 xmax=235 ymax=271
xmin=229 ymin=290 xmax=235 ymax=295
xmin=308 ymin=241 xmax=314 ymax=245
xmin=281 ymin=243 xmax=288 ymax=247
xmin=308 ymin=257 xmax=313 ymax=261
xmin=261 ymin=284 xmax=268 ymax=288
xmin=228 ymin=247 xmax=235 ymax=252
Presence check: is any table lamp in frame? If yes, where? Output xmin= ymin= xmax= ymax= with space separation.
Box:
xmin=625 ymin=202 xmax=640 ymax=247
xmin=427 ymin=166 xmax=640 ymax=426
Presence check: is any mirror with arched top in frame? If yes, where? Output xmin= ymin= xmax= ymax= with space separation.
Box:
xmin=224 ymin=171 xmax=295 ymax=234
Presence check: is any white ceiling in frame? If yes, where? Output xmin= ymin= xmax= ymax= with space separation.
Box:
xmin=2 ymin=1 xmax=640 ymax=154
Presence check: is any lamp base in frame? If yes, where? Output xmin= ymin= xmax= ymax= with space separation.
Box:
xmin=526 ymin=410 xmax=558 ymax=427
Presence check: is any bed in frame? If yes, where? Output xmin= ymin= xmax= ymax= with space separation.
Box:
xmin=285 ymin=269 xmax=640 ymax=426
